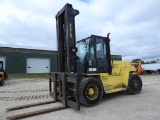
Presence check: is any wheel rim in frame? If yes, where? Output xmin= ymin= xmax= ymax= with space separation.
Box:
xmin=132 ymin=79 xmax=140 ymax=90
xmin=86 ymin=84 xmax=99 ymax=100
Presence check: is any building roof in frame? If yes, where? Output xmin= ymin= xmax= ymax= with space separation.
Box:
xmin=0 ymin=44 xmax=57 ymax=55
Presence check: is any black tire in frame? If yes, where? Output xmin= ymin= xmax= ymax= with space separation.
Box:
xmin=127 ymin=74 xmax=142 ymax=95
xmin=0 ymin=79 xmax=4 ymax=86
xmin=2 ymin=71 xmax=8 ymax=80
xmin=145 ymin=70 xmax=152 ymax=74
xmin=79 ymin=77 xmax=103 ymax=107
xmin=4 ymin=74 xmax=8 ymax=80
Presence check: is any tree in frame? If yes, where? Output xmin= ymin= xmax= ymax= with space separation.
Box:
xmin=132 ymin=59 xmax=145 ymax=64
xmin=132 ymin=59 xmax=141 ymax=62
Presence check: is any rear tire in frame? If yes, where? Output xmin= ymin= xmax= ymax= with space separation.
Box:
xmin=4 ymin=71 xmax=7 ymax=80
xmin=0 ymin=79 xmax=4 ymax=86
xmin=127 ymin=74 xmax=142 ymax=95
xmin=79 ymin=77 xmax=103 ymax=107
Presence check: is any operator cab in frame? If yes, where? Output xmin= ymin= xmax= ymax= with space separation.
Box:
xmin=76 ymin=35 xmax=112 ymax=74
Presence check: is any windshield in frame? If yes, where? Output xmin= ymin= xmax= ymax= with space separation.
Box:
xmin=76 ymin=38 xmax=90 ymax=62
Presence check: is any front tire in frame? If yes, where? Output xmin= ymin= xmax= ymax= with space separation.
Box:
xmin=4 ymin=72 xmax=8 ymax=80
xmin=79 ymin=77 xmax=103 ymax=107
xmin=127 ymin=74 xmax=142 ymax=95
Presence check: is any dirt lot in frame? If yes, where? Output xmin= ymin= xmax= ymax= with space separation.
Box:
xmin=0 ymin=75 xmax=160 ymax=120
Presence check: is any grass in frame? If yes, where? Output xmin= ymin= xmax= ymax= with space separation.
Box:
xmin=8 ymin=73 xmax=50 ymax=79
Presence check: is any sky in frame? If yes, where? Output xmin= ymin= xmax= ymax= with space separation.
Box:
xmin=0 ymin=0 xmax=160 ymax=62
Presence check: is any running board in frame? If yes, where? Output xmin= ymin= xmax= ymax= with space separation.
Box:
xmin=6 ymin=106 xmax=65 ymax=120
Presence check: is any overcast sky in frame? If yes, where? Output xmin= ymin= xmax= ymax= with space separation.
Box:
xmin=0 ymin=0 xmax=160 ymax=62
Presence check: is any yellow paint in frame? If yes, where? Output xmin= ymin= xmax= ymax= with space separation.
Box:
xmin=69 ymin=23 xmax=72 ymax=37
xmin=85 ymin=61 xmax=137 ymax=94
xmin=0 ymin=72 xmax=4 ymax=81
xmin=101 ymin=61 xmax=136 ymax=94
xmin=86 ymin=84 xmax=98 ymax=100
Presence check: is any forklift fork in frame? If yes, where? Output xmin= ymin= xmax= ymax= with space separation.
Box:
xmin=6 ymin=73 xmax=81 ymax=120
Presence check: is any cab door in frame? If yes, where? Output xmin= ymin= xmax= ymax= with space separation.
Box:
xmin=95 ymin=37 xmax=108 ymax=73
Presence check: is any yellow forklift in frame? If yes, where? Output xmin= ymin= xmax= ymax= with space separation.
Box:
xmin=6 ymin=3 xmax=142 ymax=119
xmin=49 ymin=3 xmax=142 ymax=108
xmin=0 ymin=61 xmax=7 ymax=86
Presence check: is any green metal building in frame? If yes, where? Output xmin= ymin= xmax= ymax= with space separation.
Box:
xmin=0 ymin=47 xmax=122 ymax=74
xmin=0 ymin=47 xmax=58 ymax=74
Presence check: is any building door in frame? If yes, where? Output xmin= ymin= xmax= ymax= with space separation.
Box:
xmin=26 ymin=58 xmax=50 ymax=73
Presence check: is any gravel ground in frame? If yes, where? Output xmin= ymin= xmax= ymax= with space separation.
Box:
xmin=0 ymin=75 xmax=160 ymax=120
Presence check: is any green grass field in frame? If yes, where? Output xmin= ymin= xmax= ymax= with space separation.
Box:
xmin=8 ymin=73 xmax=50 ymax=79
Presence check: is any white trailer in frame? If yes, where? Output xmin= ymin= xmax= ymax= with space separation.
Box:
xmin=142 ymin=63 xmax=160 ymax=74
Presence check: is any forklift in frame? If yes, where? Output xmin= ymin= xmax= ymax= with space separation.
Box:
xmin=131 ymin=61 xmax=145 ymax=75
xmin=0 ymin=61 xmax=7 ymax=86
xmin=49 ymin=3 xmax=142 ymax=108
xmin=6 ymin=3 xmax=142 ymax=120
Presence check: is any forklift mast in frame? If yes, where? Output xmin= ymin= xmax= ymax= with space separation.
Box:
xmin=56 ymin=3 xmax=79 ymax=73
